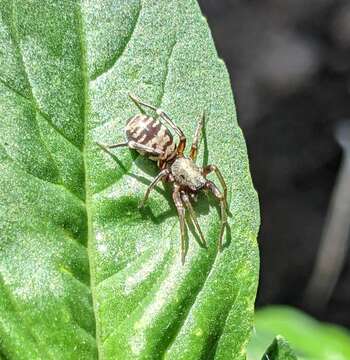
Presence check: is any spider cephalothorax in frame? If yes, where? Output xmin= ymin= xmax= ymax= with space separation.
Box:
xmin=171 ymin=157 xmax=207 ymax=191
xmin=98 ymin=94 xmax=228 ymax=263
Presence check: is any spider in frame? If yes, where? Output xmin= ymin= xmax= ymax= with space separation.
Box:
xmin=97 ymin=94 xmax=228 ymax=263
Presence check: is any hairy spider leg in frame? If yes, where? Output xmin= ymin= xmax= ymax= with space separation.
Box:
xmin=181 ymin=192 xmax=207 ymax=248
xmin=139 ymin=169 xmax=170 ymax=208
xmin=173 ymin=186 xmax=187 ymax=264
xmin=129 ymin=93 xmax=187 ymax=156
xmin=203 ymin=164 xmax=228 ymax=208
xmin=205 ymin=181 xmax=228 ymax=251
xmin=189 ymin=112 xmax=205 ymax=161
xmin=96 ymin=141 xmax=164 ymax=157
xmin=104 ymin=142 xmax=128 ymax=148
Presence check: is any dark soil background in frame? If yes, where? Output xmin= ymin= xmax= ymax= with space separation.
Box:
xmin=199 ymin=0 xmax=350 ymax=328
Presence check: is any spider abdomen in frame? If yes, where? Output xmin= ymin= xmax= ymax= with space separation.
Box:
xmin=126 ymin=114 xmax=176 ymax=161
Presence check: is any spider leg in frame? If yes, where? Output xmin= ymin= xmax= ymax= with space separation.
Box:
xmin=128 ymin=141 xmax=165 ymax=157
xmin=139 ymin=169 xmax=169 ymax=208
xmin=203 ymin=164 xmax=228 ymax=208
xmin=205 ymin=180 xmax=227 ymax=251
xmin=129 ymin=93 xmax=187 ymax=156
xmin=104 ymin=142 xmax=129 ymax=149
xmin=181 ymin=192 xmax=207 ymax=248
xmin=189 ymin=112 xmax=204 ymax=161
xmin=95 ymin=141 xmax=129 ymax=157
xmin=173 ymin=186 xmax=187 ymax=264
xmin=96 ymin=141 xmax=164 ymax=157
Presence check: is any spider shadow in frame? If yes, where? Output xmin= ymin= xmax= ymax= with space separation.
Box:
xmin=201 ymin=114 xmax=209 ymax=169
xmin=190 ymin=191 xmax=232 ymax=250
xmin=185 ymin=195 xmax=210 ymax=251
xmin=134 ymin=154 xmax=212 ymax=249
xmin=200 ymin=116 xmax=232 ymax=248
xmin=96 ymin=142 xmax=130 ymax=173
xmin=97 ymin=143 xmax=174 ymax=223
xmin=125 ymin=153 xmax=216 ymax=249
xmin=128 ymin=161 xmax=176 ymax=225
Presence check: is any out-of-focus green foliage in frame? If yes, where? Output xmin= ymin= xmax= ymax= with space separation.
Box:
xmin=248 ymin=306 xmax=350 ymax=360
xmin=261 ymin=336 xmax=298 ymax=360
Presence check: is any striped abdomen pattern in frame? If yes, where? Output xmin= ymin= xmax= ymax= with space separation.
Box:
xmin=126 ymin=114 xmax=177 ymax=161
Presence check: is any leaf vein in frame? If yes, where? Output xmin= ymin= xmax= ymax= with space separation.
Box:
xmin=9 ymin=0 xmax=34 ymax=99
xmin=96 ymin=252 xmax=141 ymax=288
xmin=76 ymin=1 xmax=101 ymax=357
xmin=162 ymin=249 xmax=220 ymax=357
xmin=90 ymin=0 xmax=142 ymax=81
xmin=6 ymin=2 xmax=83 ymax=152
xmin=0 ymin=272 xmax=53 ymax=359
xmin=0 ymin=143 xmax=85 ymax=208
xmin=60 ymin=267 xmax=90 ymax=291
xmin=0 ymin=77 xmax=82 ymax=153
xmin=207 ymin=288 xmax=242 ymax=359
xmin=72 ymin=319 xmax=96 ymax=344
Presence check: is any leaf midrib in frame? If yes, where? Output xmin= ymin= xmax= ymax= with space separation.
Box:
xmin=76 ymin=4 xmax=101 ymax=358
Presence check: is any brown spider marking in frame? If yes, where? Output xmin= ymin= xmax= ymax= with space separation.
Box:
xmin=97 ymin=93 xmax=228 ymax=264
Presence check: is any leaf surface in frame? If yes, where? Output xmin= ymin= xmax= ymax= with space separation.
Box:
xmin=0 ymin=0 xmax=259 ymax=358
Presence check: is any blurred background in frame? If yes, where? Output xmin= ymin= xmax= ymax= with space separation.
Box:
xmin=198 ymin=0 xmax=350 ymax=329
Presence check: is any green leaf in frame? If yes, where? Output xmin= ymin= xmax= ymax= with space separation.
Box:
xmin=248 ymin=306 xmax=350 ymax=360
xmin=0 ymin=0 xmax=259 ymax=359
xmin=261 ymin=336 xmax=298 ymax=360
